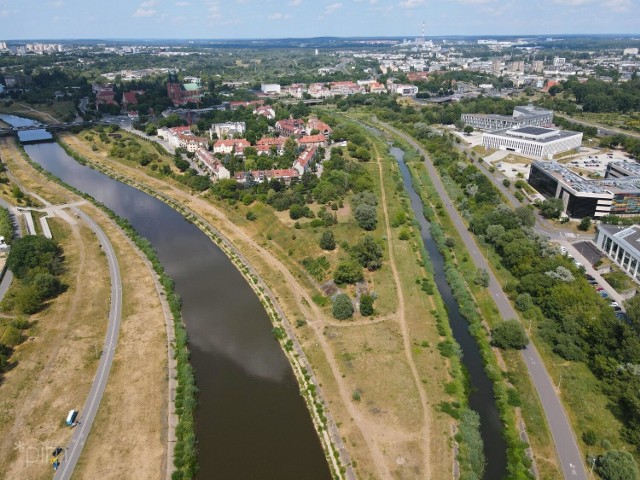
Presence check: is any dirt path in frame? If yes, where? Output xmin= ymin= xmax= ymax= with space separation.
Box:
xmin=374 ymin=144 xmax=433 ymax=478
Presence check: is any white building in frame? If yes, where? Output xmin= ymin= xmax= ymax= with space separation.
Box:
xmin=462 ymin=105 xmax=554 ymax=131
xmin=595 ymin=225 xmax=640 ymax=283
xmin=390 ymin=84 xmax=419 ymax=96
xmin=196 ymin=148 xmax=230 ymax=181
xmin=483 ymin=126 xmax=582 ymax=159
xmin=209 ymin=122 xmax=246 ymax=140
xmin=261 ymin=83 xmax=281 ymax=95
xmin=623 ymin=48 xmax=639 ymax=56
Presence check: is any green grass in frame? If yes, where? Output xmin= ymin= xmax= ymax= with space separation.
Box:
xmin=602 ymin=268 xmax=636 ymax=293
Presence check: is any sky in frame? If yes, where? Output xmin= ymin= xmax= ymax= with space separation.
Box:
xmin=0 ymin=0 xmax=639 ymax=40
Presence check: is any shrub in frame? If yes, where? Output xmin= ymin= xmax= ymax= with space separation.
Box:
xmin=399 ymin=228 xmax=410 ymax=240
xmin=332 ymin=293 xmax=354 ymax=320
xmin=334 ymin=259 xmax=364 ymax=284
xmin=351 ymin=236 xmax=383 ymax=271
xmin=597 ymin=450 xmax=640 ymax=480
xmin=583 ymin=430 xmax=597 ymax=446
xmin=491 ymin=320 xmax=529 ymax=350
xmin=354 ymin=204 xmax=377 ymax=231
xmin=319 ymin=231 xmax=336 ymax=251
xmin=473 ymin=268 xmax=490 ymax=288
xmin=360 ymin=294 xmax=374 ymax=316
xmin=515 ymin=293 xmax=533 ymax=311
xmin=245 ymin=211 xmax=256 ymax=221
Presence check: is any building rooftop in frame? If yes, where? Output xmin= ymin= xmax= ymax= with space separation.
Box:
xmin=534 ymin=161 xmax=640 ymax=194
xmin=599 ymin=224 xmax=640 ymax=257
xmin=490 ymin=126 xmax=581 ymax=143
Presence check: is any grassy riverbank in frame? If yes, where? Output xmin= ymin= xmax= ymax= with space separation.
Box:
xmin=2 ymin=137 xmax=173 ymax=479
xmin=57 ymin=125 xmax=465 ymax=479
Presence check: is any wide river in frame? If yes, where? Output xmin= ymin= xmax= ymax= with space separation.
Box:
xmin=2 ymin=114 xmax=331 ymax=480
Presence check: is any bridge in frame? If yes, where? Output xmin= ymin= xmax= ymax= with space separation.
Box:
xmin=0 ymin=121 xmax=97 ymax=137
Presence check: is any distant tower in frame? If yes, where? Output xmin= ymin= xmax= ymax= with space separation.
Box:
xmin=315 ymin=48 xmax=319 ymax=55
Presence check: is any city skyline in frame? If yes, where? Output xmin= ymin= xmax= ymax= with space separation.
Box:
xmin=0 ymin=0 xmax=639 ymax=40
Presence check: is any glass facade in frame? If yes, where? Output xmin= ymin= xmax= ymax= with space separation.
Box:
xmin=611 ymin=193 xmax=640 ymax=215
xmin=566 ymin=193 xmax=599 ymax=218
xmin=528 ymin=164 xmax=559 ymax=198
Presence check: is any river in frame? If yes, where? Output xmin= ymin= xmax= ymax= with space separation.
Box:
xmin=0 ymin=114 xmax=331 ymax=480
xmin=391 ymin=146 xmax=508 ymax=480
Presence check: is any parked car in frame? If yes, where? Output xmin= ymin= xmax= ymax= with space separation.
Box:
xmin=596 ymin=286 xmax=604 ymax=291
xmin=614 ymin=306 xmax=622 ymax=312
xmin=600 ymin=292 xmax=609 ymax=298
xmin=610 ymin=302 xmax=619 ymax=308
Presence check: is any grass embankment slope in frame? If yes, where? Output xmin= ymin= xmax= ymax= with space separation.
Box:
xmin=0 ymin=137 xmax=168 ymax=480
xmin=60 ymin=128 xmax=457 ymax=480
xmin=0 ymin=101 xmax=76 ymax=124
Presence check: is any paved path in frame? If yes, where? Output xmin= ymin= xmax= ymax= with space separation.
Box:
xmin=54 ymin=206 xmax=123 ymax=480
xmin=555 ymin=113 xmax=640 ymax=139
xmin=379 ymin=121 xmax=588 ymax=480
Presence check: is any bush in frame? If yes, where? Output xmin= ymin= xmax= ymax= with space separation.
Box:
xmin=354 ymin=204 xmax=377 ymax=231
xmin=491 ymin=320 xmax=529 ymax=350
xmin=351 ymin=236 xmax=383 ymax=271
xmin=319 ymin=231 xmax=336 ymax=251
xmin=332 ymin=293 xmax=354 ymax=320
xmin=473 ymin=268 xmax=490 ymax=288
xmin=578 ymin=216 xmax=592 ymax=231
xmin=583 ymin=429 xmax=597 ymax=446
xmin=399 ymin=228 xmax=410 ymax=240
xmin=334 ymin=259 xmax=364 ymax=284
xmin=360 ymin=294 xmax=374 ymax=316
xmin=597 ymin=450 xmax=640 ymax=480
xmin=515 ymin=293 xmax=533 ymax=311
xmin=245 ymin=211 xmax=256 ymax=221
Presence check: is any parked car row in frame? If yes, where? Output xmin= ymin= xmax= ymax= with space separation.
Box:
xmin=586 ymin=273 xmax=622 ymax=312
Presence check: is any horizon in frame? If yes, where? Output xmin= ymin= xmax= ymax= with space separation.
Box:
xmin=1 ymin=0 xmax=639 ymax=40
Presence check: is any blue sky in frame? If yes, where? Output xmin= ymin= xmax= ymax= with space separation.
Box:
xmin=0 ymin=0 xmax=638 ymax=39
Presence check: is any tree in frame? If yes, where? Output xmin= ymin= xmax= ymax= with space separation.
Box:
xmin=578 ymin=216 xmax=592 ymax=231
xmin=597 ymin=450 xmax=640 ymax=480
xmin=332 ymin=293 xmax=354 ymax=320
xmin=474 ymin=268 xmax=490 ymax=288
xmin=360 ymin=294 xmax=374 ymax=316
xmin=351 ymin=236 xmax=383 ymax=271
xmin=319 ymin=231 xmax=336 ymax=251
xmin=515 ymin=293 xmax=533 ymax=311
xmin=14 ymin=284 xmax=44 ymax=314
xmin=7 ymin=236 xmax=63 ymax=280
xmin=514 ymin=206 xmax=536 ymax=228
xmin=491 ymin=320 xmax=529 ymax=350
xmin=463 ymin=125 xmax=474 ymax=135
xmin=354 ymin=204 xmax=377 ymax=231
xmin=539 ymin=198 xmax=564 ymax=219
xmin=32 ymin=273 xmax=63 ymax=299
xmin=334 ymin=259 xmax=364 ymax=284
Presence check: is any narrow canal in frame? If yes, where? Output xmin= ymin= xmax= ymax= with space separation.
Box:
xmin=1 ymin=115 xmax=331 ymax=480
xmin=391 ymin=145 xmax=508 ymax=480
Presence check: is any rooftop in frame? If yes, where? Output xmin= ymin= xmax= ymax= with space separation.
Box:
xmin=490 ymin=126 xmax=581 ymax=143
xmin=599 ymin=224 xmax=640 ymax=257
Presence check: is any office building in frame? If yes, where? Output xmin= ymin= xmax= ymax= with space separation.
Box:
xmin=528 ymin=161 xmax=640 ymax=218
xmin=595 ymin=224 xmax=640 ymax=282
xmin=461 ymin=105 xmax=553 ymax=131
xmin=482 ymin=126 xmax=582 ymax=158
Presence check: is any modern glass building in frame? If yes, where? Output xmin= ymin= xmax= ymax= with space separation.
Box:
xmin=595 ymin=225 xmax=640 ymax=283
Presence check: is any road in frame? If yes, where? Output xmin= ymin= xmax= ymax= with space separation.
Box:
xmin=379 ymin=121 xmax=589 ymax=480
xmin=555 ymin=113 xmax=640 ymax=139
xmin=54 ymin=207 xmax=123 ymax=480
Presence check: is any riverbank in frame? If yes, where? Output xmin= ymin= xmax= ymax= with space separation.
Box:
xmin=0 ymin=137 xmax=172 ymax=479
xmin=58 ymin=127 xmax=459 ymax=479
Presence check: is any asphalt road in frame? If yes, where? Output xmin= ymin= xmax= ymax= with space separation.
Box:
xmin=54 ymin=207 xmax=123 ymax=480
xmin=380 ymin=121 xmax=589 ymax=480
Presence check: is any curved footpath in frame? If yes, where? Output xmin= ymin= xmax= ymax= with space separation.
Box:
xmin=380 ymin=121 xmax=588 ymax=480
xmin=54 ymin=206 xmax=123 ymax=480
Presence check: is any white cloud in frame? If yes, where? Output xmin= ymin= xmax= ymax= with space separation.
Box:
xmin=0 ymin=10 xmax=8 ymax=17
xmin=176 ymin=1 xmax=190 ymax=5
xmin=325 ymin=2 xmax=343 ymax=13
xmin=604 ymin=0 xmax=632 ymax=11
xmin=133 ymin=7 xmax=156 ymax=16
xmin=49 ymin=1 xmax=64 ymax=7
xmin=399 ymin=0 xmax=424 ymax=7
xmin=289 ymin=0 xmax=302 ymax=5
xmin=133 ymin=0 xmax=158 ymax=17
xmin=205 ymin=0 xmax=222 ymax=19
xmin=268 ymin=12 xmax=292 ymax=19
